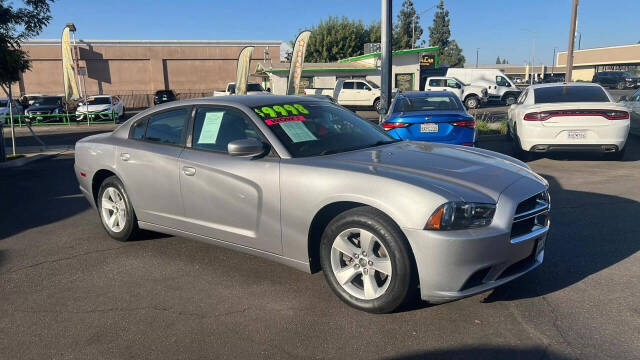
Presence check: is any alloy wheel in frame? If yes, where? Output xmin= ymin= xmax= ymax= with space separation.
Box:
xmin=101 ymin=187 xmax=127 ymax=233
xmin=330 ymin=228 xmax=392 ymax=300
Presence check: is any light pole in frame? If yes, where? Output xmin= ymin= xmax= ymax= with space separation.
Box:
xmin=476 ymin=48 xmax=479 ymax=68
xmin=552 ymin=46 xmax=558 ymax=75
xmin=412 ymin=4 xmax=437 ymax=48
xmin=522 ymin=29 xmax=536 ymax=85
xmin=577 ymin=31 xmax=582 ymax=50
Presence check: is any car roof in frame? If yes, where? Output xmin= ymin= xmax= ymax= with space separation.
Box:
xmin=526 ymin=82 xmax=604 ymax=90
xmin=196 ymin=95 xmax=326 ymax=107
xmin=87 ymin=95 xmax=112 ymax=98
xmin=399 ymin=91 xmax=456 ymax=98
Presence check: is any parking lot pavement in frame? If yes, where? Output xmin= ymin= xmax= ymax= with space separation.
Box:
xmin=1 ymin=138 xmax=639 ymax=359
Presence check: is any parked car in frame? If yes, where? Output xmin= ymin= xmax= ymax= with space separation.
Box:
xmin=424 ymin=76 xmax=488 ymax=109
xmin=592 ymin=71 xmax=640 ymax=90
xmin=75 ymin=95 xmax=549 ymax=313
xmin=20 ymin=94 xmax=43 ymax=108
xmin=618 ymin=88 xmax=640 ymax=136
xmin=507 ymin=83 xmax=630 ymax=160
xmin=305 ymin=79 xmax=382 ymax=111
xmin=76 ymin=95 xmax=125 ymax=121
xmin=24 ymin=96 xmax=70 ymax=122
xmin=383 ymin=92 xmax=476 ymax=146
xmin=541 ymin=75 xmax=565 ymax=83
xmin=0 ymin=98 xmax=25 ymax=119
xmin=213 ymin=82 xmax=270 ymax=96
xmin=445 ymin=68 xmax=522 ymax=105
xmin=153 ymin=90 xmax=176 ymax=105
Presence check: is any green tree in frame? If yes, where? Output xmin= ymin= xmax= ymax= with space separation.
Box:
xmin=502 ymin=59 xmax=507 ymax=64
xmin=428 ymin=0 xmax=465 ymax=67
xmin=496 ymin=56 xmax=501 ymax=64
xmin=0 ymin=0 xmax=54 ymax=95
xmin=393 ymin=0 xmax=423 ymax=50
xmin=366 ymin=20 xmax=381 ymax=44
xmin=304 ymin=16 xmax=371 ymax=62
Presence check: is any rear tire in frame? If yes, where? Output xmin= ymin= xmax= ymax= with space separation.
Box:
xmin=319 ymin=206 xmax=414 ymax=313
xmin=97 ymin=176 xmax=139 ymax=242
xmin=464 ymin=96 xmax=480 ymax=109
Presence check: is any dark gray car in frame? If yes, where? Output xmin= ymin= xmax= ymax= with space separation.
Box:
xmin=74 ymin=95 xmax=550 ymax=313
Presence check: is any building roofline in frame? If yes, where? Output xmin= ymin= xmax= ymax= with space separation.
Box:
xmin=266 ymin=67 xmax=377 ymax=74
xmin=557 ymin=43 xmax=640 ymax=55
xmin=22 ymin=39 xmax=283 ymax=47
xmin=338 ymin=46 xmax=439 ymax=63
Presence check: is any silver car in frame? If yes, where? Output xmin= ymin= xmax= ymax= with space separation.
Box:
xmin=74 ymin=95 xmax=550 ymax=313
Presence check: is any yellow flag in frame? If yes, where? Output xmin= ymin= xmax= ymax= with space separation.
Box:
xmin=235 ymin=47 xmax=254 ymax=95
xmin=61 ymin=27 xmax=80 ymax=100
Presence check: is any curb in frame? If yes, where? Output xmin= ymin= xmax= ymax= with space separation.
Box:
xmin=477 ymin=133 xmax=507 ymax=141
xmin=0 ymin=149 xmax=72 ymax=169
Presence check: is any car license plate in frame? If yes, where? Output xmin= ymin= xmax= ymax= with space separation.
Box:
xmin=567 ymin=130 xmax=586 ymax=139
xmin=420 ymin=123 xmax=438 ymax=133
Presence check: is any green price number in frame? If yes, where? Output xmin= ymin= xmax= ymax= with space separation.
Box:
xmin=253 ymin=104 xmax=310 ymax=118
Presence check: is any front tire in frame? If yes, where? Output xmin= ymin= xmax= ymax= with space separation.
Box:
xmin=464 ymin=96 xmax=480 ymax=109
xmin=504 ymin=94 xmax=517 ymax=106
xmin=319 ymin=207 xmax=414 ymax=313
xmin=373 ymin=98 xmax=382 ymax=112
xmin=98 ymin=176 xmax=138 ymax=241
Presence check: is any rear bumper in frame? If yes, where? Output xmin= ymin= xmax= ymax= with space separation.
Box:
xmin=518 ymin=120 xmax=629 ymax=152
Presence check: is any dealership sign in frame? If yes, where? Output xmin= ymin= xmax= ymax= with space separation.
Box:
xmin=420 ymin=54 xmax=436 ymax=68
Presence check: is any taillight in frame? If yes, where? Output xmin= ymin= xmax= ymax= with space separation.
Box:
xmin=450 ymin=120 xmax=475 ymax=128
xmin=382 ymin=122 xmax=410 ymax=130
xmin=524 ymin=110 xmax=630 ymax=121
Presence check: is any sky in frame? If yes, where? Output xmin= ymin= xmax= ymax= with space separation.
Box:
xmin=35 ymin=0 xmax=640 ymax=66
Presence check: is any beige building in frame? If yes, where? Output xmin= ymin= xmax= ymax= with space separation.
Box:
xmin=12 ymin=39 xmax=282 ymax=108
xmin=557 ymin=43 xmax=640 ymax=81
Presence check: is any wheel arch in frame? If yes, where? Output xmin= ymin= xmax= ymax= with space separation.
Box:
xmin=307 ymin=201 xmax=405 ymax=273
xmin=91 ymin=169 xmax=118 ymax=207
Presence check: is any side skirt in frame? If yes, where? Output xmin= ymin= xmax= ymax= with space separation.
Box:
xmin=138 ymin=221 xmax=312 ymax=273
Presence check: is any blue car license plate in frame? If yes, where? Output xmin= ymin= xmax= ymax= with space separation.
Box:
xmin=420 ymin=123 xmax=438 ymax=132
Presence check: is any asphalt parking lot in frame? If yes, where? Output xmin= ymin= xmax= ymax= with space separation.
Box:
xmin=1 ymin=125 xmax=639 ymax=359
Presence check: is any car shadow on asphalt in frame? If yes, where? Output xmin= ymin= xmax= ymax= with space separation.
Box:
xmin=479 ymin=133 xmax=640 ymax=162
xmin=0 ymin=156 xmax=91 ymax=241
xmin=383 ymin=345 xmax=571 ymax=360
xmin=482 ymin=174 xmax=640 ymax=303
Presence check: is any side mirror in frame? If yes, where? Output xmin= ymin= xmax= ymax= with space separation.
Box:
xmin=228 ymin=138 xmax=266 ymax=157
xmin=618 ymin=95 xmax=628 ymax=102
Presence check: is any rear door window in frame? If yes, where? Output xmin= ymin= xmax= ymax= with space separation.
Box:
xmin=144 ymin=108 xmax=190 ymax=145
xmin=342 ymin=82 xmax=355 ymax=90
xmin=428 ymin=79 xmax=443 ymax=87
xmin=533 ymin=86 xmax=610 ymax=104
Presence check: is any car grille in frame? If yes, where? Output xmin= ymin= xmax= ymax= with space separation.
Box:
xmin=510 ymin=191 xmax=550 ymax=240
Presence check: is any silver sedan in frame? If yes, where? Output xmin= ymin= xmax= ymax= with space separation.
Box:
xmin=74 ymin=95 xmax=550 ymax=313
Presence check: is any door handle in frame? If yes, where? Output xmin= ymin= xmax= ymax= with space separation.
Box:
xmin=120 ymin=153 xmax=130 ymax=161
xmin=182 ymin=166 xmax=196 ymax=176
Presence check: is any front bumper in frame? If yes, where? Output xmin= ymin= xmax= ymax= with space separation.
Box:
xmin=76 ymin=112 xmax=114 ymax=121
xmin=403 ymin=176 xmax=548 ymax=303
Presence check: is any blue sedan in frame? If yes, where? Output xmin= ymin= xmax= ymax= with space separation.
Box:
xmin=383 ymin=92 xmax=477 ymax=146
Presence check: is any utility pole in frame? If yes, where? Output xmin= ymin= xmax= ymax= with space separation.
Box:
xmin=476 ymin=48 xmax=479 ymax=68
xmin=380 ymin=0 xmax=392 ymax=124
xmin=552 ymin=46 xmax=558 ymax=75
xmin=566 ymin=0 xmax=579 ymax=82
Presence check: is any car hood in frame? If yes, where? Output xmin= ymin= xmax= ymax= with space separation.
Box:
xmin=77 ymin=104 xmax=111 ymax=113
xmin=27 ymin=105 xmax=60 ymax=112
xmin=316 ymin=141 xmax=545 ymax=203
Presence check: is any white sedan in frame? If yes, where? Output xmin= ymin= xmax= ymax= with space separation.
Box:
xmin=507 ymin=83 xmax=630 ymax=160
xmin=76 ymin=95 xmax=125 ymax=121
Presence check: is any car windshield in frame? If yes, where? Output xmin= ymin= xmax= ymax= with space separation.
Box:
xmin=366 ymin=80 xmax=380 ymax=89
xmin=33 ymin=97 xmax=61 ymax=106
xmin=253 ymin=101 xmax=397 ymax=157
xmin=395 ymin=95 xmax=462 ymax=112
xmin=247 ymin=83 xmax=264 ymax=92
xmin=534 ymin=86 xmax=610 ymax=104
xmin=84 ymin=97 xmax=111 ymax=105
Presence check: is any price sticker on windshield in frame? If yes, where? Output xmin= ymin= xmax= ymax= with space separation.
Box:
xmin=253 ymin=104 xmax=309 ymax=121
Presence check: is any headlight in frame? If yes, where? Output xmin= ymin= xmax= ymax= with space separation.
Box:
xmin=52 ymin=108 xmax=59 ymax=114
xmin=425 ymin=202 xmax=496 ymax=230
